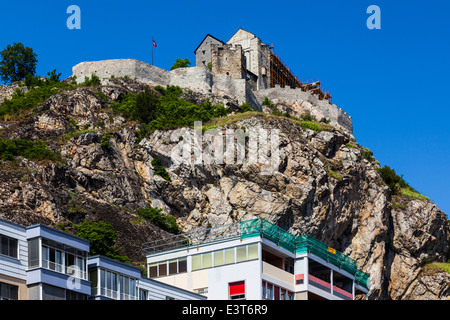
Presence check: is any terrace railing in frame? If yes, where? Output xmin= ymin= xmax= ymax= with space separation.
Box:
xmin=143 ymin=217 xmax=370 ymax=289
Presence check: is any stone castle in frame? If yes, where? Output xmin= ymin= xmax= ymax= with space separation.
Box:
xmin=72 ymin=28 xmax=352 ymax=133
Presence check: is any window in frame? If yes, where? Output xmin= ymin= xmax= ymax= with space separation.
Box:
xmin=42 ymin=284 xmax=65 ymax=300
xmin=140 ymin=289 xmax=148 ymax=300
xmin=0 ymin=282 xmax=18 ymax=300
xmin=203 ymin=252 xmax=212 ymax=268
xmin=66 ymin=290 xmax=87 ymax=300
xmin=214 ymin=250 xmax=224 ymax=266
xmin=149 ymin=258 xmax=187 ymax=278
xmin=158 ymin=261 xmax=167 ymax=277
xmin=0 ymin=235 xmax=18 ymax=259
xmin=149 ymin=263 xmax=157 ymax=278
xmin=28 ymin=238 xmax=39 ymax=268
xmin=178 ymin=258 xmax=187 ymax=273
xmin=225 ymin=248 xmax=235 ymax=264
xmin=169 ymin=260 xmax=178 ymax=275
xmin=229 ymin=281 xmax=245 ymax=300
xmin=39 ymin=238 xmax=87 ymax=279
xmin=248 ymin=244 xmax=258 ymax=260
xmin=236 ymin=246 xmax=247 ymax=262
xmin=192 ymin=255 xmax=202 ymax=271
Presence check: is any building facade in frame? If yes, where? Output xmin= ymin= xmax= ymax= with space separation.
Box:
xmin=0 ymin=218 xmax=205 ymax=300
xmin=194 ymin=34 xmax=225 ymax=68
xmin=144 ymin=218 xmax=370 ymax=300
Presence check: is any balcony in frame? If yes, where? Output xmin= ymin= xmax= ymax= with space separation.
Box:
xmin=262 ymin=261 xmax=294 ymax=285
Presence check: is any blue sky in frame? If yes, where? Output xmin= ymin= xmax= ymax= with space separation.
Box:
xmin=1 ymin=0 xmax=449 ymax=216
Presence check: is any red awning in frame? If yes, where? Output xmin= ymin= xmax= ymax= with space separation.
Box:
xmin=229 ymin=281 xmax=245 ymax=296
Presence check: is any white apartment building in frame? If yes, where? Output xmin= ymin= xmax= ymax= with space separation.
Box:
xmin=144 ymin=218 xmax=370 ymax=300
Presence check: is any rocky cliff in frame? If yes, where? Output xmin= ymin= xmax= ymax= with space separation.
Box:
xmin=0 ymin=77 xmax=448 ymax=299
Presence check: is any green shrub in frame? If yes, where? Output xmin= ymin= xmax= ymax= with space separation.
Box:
xmin=361 ymin=149 xmax=374 ymax=162
xmin=75 ymin=220 xmax=129 ymax=262
xmin=301 ymin=113 xmax=313 ymax=121
xmin=376 ymin=165 xmax=428 ymax=200
xmin=136 ymin=206 xmax=180 ymax=234
xmin=111 ymin=85 xmax=231 ymax=140
xmin=262 ymin=97 xmax=273 ymax=106
xmin=239 ymin=103 xmax=253 ymax=113
xmin=100 ymin=133 xmax=113 ymax=149
xmin=0 ymin=138 xmax=60 ymax=162
xmin=376 ymin=165 xmax=408 ymax=194
xmin=300 ymin=121 xmax=322 ymax=132
xmin=170 ymin=58 xmax=191 ymax=70
xmin=0 ymin=71 xmax=69 ymax=117
xmin=151 ymin=158 xmax=171 ymax=181
xmin=81 ymin=74 xmax=101 ymax=86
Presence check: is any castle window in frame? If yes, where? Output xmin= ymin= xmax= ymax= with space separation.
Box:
xmin=202 ymin=61 xmax=206 ymax=65
xmin=202 ymin=50 xmax=206 ymax=55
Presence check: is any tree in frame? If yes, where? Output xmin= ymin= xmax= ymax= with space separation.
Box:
xmin=0 ymin=43 xmax=38 ymax=84
xmin=170 ymin=58 xmax=191 ymax=70
xmin=75 ymin=220 xmax=129 ymax=262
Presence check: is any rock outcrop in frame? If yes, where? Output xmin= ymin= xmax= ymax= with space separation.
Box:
xmin=0 ymin=78 xmax=448 ymax=299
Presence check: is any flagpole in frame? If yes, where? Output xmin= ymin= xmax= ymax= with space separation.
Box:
xmin=152 ymin=37 xmax=154 ymax=65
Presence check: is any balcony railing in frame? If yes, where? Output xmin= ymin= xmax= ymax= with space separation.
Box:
xmin=40 ymin=259 xmax=87 ymax=280
xmin=143 ymin=217 xmax=370 ymax=290
xmin=91 ymin=287 xmax=138 ymax=300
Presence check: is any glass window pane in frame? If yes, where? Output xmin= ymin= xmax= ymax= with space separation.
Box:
xmin=1 ymin=236 xmax=8 ymax=256
xmin=248 ymin=244 xmax=258 ymax=260
xmin=9 ymin=238 xmax=17 ymax=258
xmin=203 ymin=253 xmax=212 ymax=268
xmin=169 ymin=260 xmax=177 ymax=275
xmin=28 ymin=238 xmax=39 ymax=268
xmin=100 ymin=269 xmax=106 ymax=288
xmin=192 ymin=255 xmax=202 ymax=270
xmin=214 ymin=250 xmax=224 ymax=267
xmin=236 ymin=246 xmax=246 ymax=262
xmin=225 ymin=248 xmax=235 ymax=265
xmin=178 ymin=258 xmax=187 ymax=273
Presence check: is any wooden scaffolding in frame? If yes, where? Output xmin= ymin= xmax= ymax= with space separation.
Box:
xmin=269 ymin=50 xmax=331 ymax=101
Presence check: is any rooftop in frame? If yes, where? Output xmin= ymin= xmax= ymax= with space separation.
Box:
xmin=143 ymin=217 xmax=370 ymax=289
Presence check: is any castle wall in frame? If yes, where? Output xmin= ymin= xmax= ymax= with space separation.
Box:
xmin=211 ymin=44 xmax=246 ymax=79
xmin=254 ymin=86 xmax=353 ymax=133
xmin=72 ymin=59 xmax=212 ymax=93
xmin=227 ymin=29 xmax=270 ymax=90
xmin=71 ymin=59 xmax=351 ymax=132
xmin=72 ymin=59 xmax=261 ymax=111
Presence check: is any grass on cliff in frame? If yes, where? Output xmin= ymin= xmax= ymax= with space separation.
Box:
xmin=110 ymin=85 xmax=231 ymax=140
xmin=377 ymin=165 xmax=429 ymax=201
xmin=0 ymin=137 xmax=61 ymax=163
xmin=136 ymin=206 xmax=180 ymax=234
xmin=422 ymin=261 xmax=450 ymax=275
xmin=0 ymin=73 xmax=101 ymax=120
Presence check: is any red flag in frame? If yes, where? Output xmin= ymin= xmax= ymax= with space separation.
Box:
xmin=153 ymin=40 xmax=157 ymax=48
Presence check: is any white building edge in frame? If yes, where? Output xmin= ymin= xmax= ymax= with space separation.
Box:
xmin=144 ymin=218 xmax=370 ymax=300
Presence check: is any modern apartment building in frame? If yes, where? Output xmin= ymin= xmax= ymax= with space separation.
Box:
xmin=0 ymin=218 xmax=204 ymax=301
xmin=144 ymin=218 xmax=370 ymax=300
xmin=88 ymin=254 xmax=204 ymax=300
